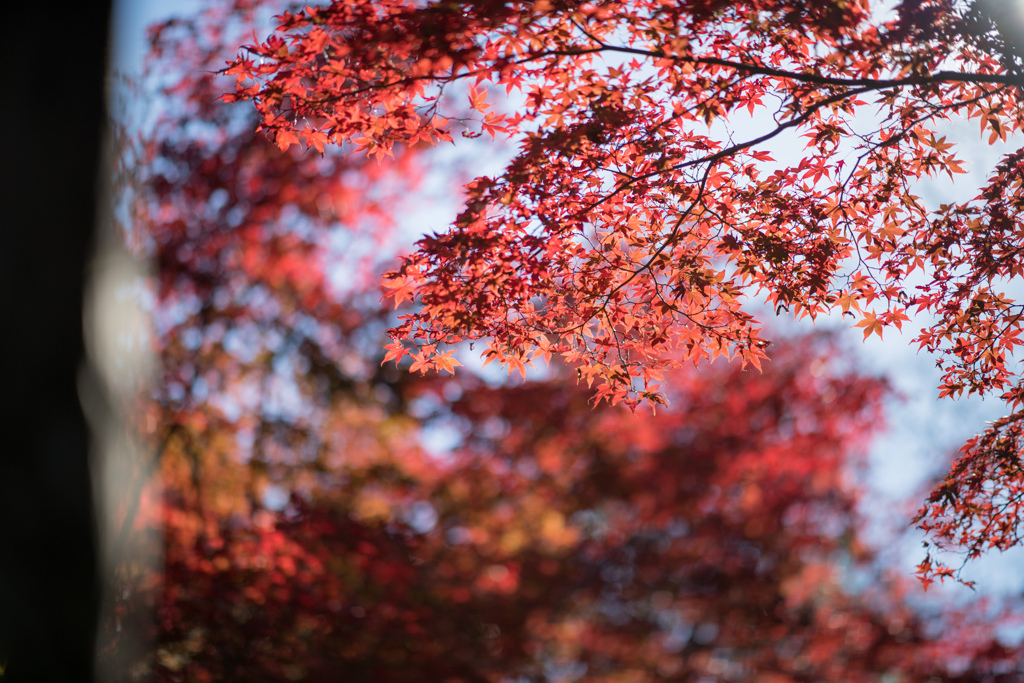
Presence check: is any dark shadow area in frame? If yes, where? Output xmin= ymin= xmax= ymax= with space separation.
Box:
xmin=0 ymin=4 xmax=111 ymax=681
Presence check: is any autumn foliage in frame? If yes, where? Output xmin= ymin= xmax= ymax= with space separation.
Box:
xmin=220 ymin=0 xmax=1024 ymax=585
xmin=104 ymin=0 xmax=1024 ymax=680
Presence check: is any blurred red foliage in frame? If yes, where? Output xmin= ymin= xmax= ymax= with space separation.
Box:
xmin=226 ymin=0 xmax=1024 ymax=584
xmin=104 ymin=2 xmax=1024 ymax=680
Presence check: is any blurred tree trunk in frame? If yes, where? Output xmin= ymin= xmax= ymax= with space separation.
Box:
xmin=0 ymin=4 xmax=111 ymax=681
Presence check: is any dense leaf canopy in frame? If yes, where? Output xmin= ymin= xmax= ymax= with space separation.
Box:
xmin=223 ymin=0 xmax=1024 ymax=585
xmin=104 ymin=1 xmax=1024 ymax=680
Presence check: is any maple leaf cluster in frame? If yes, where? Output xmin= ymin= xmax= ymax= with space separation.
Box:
xmin=103 ymin=2 xmax=1024 ymax=678
xmin=224 ymin=0 xmax=1024 ymax=584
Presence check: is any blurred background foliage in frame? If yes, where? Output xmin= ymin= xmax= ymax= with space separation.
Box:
xmin=104 ymin=1 xmax=1024 ymax=681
